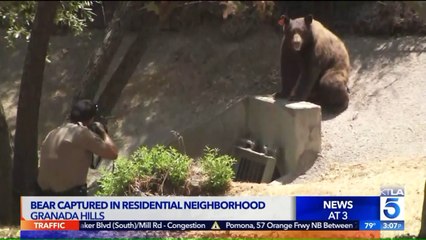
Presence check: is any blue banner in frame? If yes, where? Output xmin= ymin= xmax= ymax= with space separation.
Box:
xmin=296 ymin=196 xmax=380 ymax=221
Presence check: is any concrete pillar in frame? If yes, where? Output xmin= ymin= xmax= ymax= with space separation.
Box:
xmin=245 ymin=96 xmax=321 ymax=185
xmin=268 ymin=99 xmax=321 ymax=185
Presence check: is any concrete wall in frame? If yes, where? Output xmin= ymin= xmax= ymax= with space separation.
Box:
xmin=167 ymin=95 xmax=322 ymax=184
xmin=167 ymin=98 xmax=247 ymax=158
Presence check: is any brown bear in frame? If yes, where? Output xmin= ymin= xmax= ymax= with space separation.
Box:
xmin=274 ymin=14 xmax=350 ymax=114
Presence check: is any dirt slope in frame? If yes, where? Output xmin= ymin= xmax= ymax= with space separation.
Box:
xmin=295 ymin=36 xmax=426 ymax=237
xmin=0 ymin=27 xmax=425 ymax=238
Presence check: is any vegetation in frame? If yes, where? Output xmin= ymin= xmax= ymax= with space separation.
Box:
xmin=130 ymin=145 xmax=192 ymax=195
xmin=8 ymin=1 xmax=60 ymax=226
xmin=0 ymin=0 xmax=425 ymax=237
xmin=0 ymin=1 xmax=97 ymax=47
xmin=0 ymin=0 xmax=98 ymax=225
xmin=97 ymin=145 xmax=236 ymax=196
xmin=200 ymin=147 xmax=237 ymax=193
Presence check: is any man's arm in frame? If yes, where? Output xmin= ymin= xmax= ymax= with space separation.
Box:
xmin=80 ymin=125 xmax=118 ymax=160
xmin=101 ymin=133 xmax=118 ymax=159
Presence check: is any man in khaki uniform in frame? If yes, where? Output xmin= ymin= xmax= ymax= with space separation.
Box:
xmin=36 ymin=99 xmax=118 ymax=196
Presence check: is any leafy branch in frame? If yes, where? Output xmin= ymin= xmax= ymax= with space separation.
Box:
xmin=0 ymin=0 xmax=98 ymax=47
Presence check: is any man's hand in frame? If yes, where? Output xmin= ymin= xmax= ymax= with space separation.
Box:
xmin=88 ymin=122 xmax=108 ymax=140
xmin=85 ymin=121 xmax=118 ymax=160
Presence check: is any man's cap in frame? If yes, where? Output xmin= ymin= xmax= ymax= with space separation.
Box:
xmin=69 ymin=99 xmax=98 ymax=122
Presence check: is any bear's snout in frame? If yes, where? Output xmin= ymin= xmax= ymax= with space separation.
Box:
xmin=292 ymin=33 xmax=302 ymax=51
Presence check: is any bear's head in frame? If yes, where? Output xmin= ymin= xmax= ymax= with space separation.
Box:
xmin=278 ymin=15 xmax=314 ymax=52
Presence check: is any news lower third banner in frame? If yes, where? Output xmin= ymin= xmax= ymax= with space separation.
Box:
xmin=20 ymin=187 xmax=405 ymax=239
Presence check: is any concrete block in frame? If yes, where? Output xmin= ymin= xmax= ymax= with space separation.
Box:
xmin=270 ymin=100 xmax=322 ymax=185
xmin=166 ymin=95 xmax=322 ymax=184
xmin=245 ymin=97 xmax=321 ymax=180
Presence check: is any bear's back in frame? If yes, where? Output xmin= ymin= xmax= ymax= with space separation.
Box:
xmin=311 ymin=20 xmax=350 ymax=71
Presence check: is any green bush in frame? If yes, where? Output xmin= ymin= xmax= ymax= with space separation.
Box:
xmin=200 ymin=146 xmax=237 ymax=193
xmin=96 ymin=145 xmax=191 ymax=196
xmin=96 ymin=156 xmax=137 ymax=196
xmin=96 ymin=145 xmax=237 ymax=196
xmin=131 ymin=145 xmax=192 ymax=187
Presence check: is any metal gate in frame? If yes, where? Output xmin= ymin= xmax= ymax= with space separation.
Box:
xmin=233 ymin=138 xmax=280 ymax=183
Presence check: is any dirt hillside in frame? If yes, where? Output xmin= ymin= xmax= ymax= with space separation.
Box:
xmin=0 ymin=25 xmax=425 ymax=238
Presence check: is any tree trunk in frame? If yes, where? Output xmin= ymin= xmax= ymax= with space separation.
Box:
xmin=72 ymin=1 xmax=134 ymax=104
xmin=12 ymin=0 xmax=59 ymax=212
xmin=419 ymin=180 xmax=426 ymax=238
xmin=96 ymin=31 xmax=149 ymax=118
xmin=0 ymin=101 xmax=13 ymax=225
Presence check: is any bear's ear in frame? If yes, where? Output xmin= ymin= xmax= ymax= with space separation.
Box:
xmin=278 ymin=15 xmax=290 ymax=26
xmin=304 ymin=14 xmax=313 ymax=25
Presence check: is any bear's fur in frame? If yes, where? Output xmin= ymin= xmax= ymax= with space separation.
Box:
xmin=275 ymin=15 xmax=351 ymax=114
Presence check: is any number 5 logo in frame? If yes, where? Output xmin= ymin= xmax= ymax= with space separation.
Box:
xmin=381 ymin=197 xmax=404 ymax=221
xmin=383 ymin=198 xmax=400 ymax=219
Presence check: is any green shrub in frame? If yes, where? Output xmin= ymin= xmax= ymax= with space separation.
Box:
xmin=96 ymin=156 xmax=137 ymax=196
xmin=96 ymin=144 xmax=237 ymax=196
xmin=166 ymin=147 xmax=193 ymax=186
xmin=96 ymin=145 xmax=191 ymax=196
xmin=132 ymin=145 xmax=192 ymax=187
xmin=200 ymin=146 xmax=237 ymax=193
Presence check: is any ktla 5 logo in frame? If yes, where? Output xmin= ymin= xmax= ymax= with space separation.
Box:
xmin=380 ymin=197 xmax=404 ymax=221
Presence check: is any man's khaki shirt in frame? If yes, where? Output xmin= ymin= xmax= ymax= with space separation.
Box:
xmin=37 ymin=123 xmax=109 ymax=192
